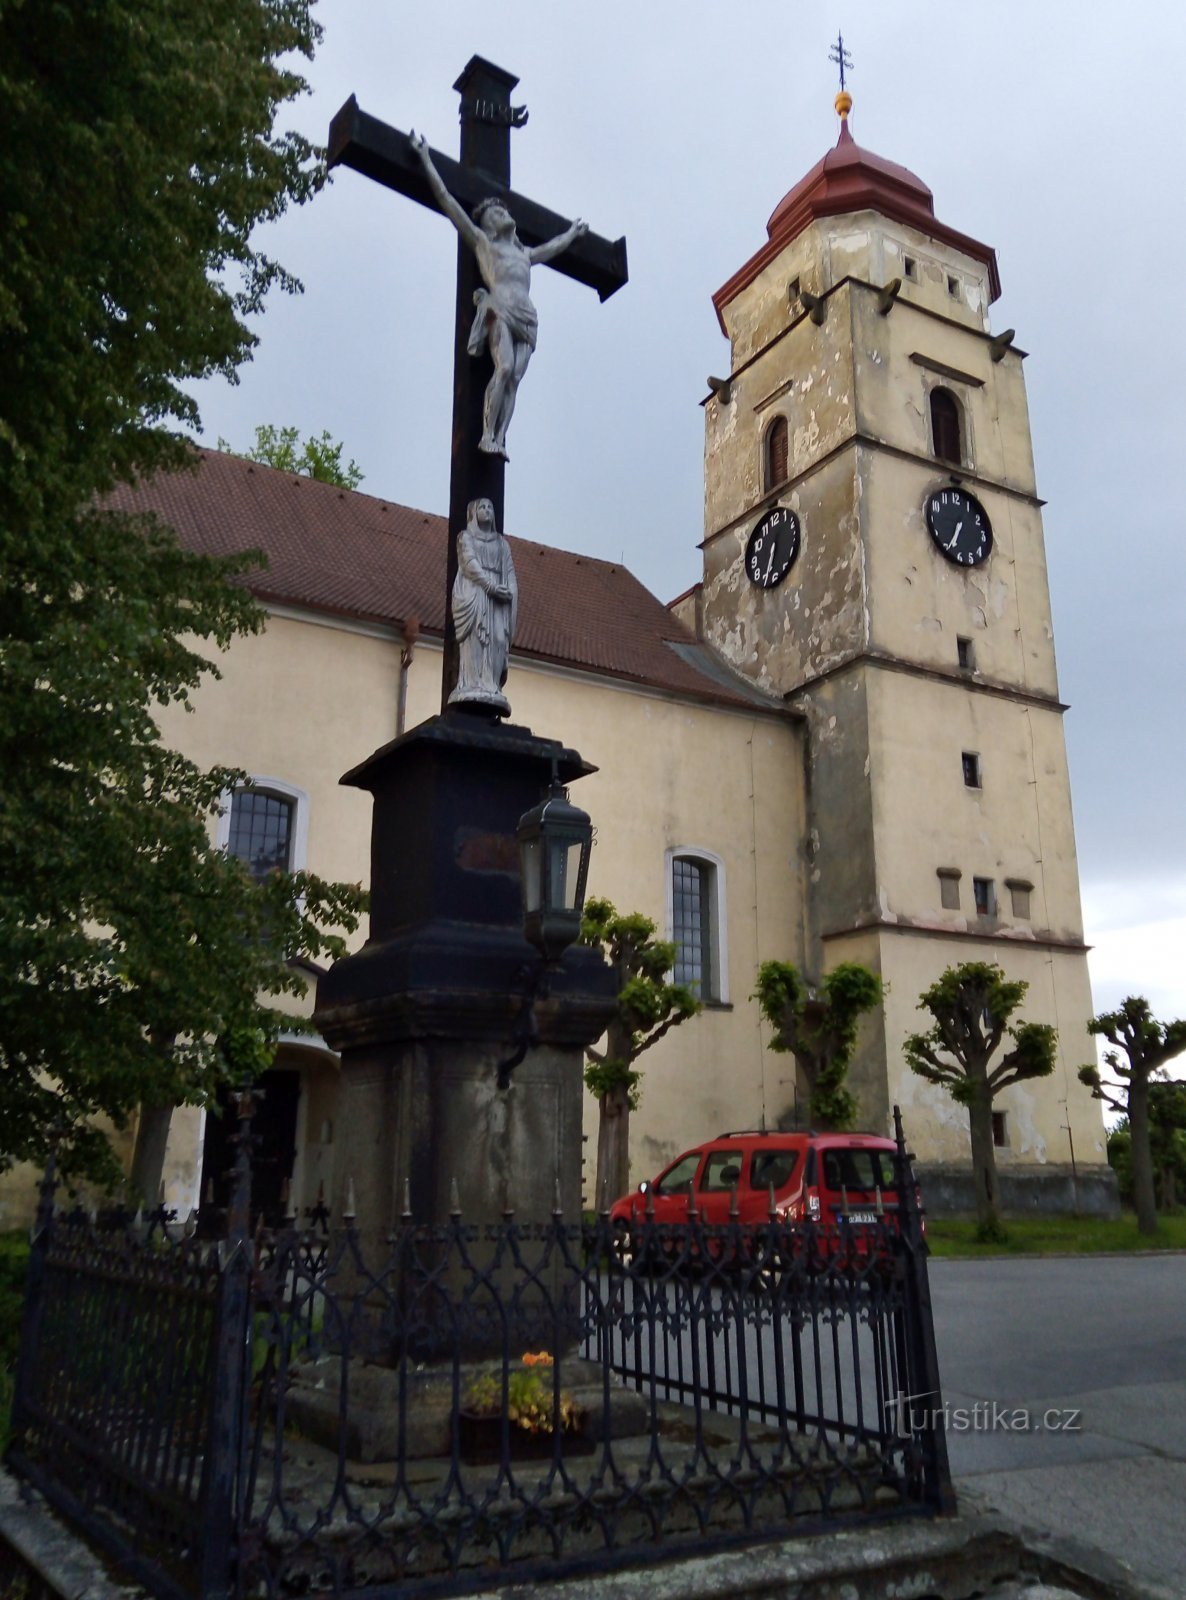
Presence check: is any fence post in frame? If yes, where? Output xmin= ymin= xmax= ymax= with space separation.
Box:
xmin=7 ymin=1152 xmax=58 ymax=1453
xmin=198 ymin=1090 xmax=257 ymax=1599
xmin=892 ymin=1104 xmax=956 ymax=1513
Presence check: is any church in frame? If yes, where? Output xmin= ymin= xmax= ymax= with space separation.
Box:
xmin=0 ymin=92 xmax=1113 ymax=1227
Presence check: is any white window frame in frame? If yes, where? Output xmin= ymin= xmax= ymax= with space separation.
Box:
xmin=216 ymin=776 xmax=311 ymax=875
xmin=665 ymin=846 xmax=729 ymax=1004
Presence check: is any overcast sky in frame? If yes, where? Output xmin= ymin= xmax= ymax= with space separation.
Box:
xmin=190 ymin=1 xmax=1186 ymax=1037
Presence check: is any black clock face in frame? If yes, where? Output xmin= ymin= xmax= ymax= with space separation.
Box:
xmin=745 ymin=506 xmax=801 ymax=589
xmin=925 ymin=487 xmax=993 ymax=567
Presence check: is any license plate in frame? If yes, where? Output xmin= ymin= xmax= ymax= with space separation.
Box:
xmin=845 ymin=1211 xmax=876 ymax=1225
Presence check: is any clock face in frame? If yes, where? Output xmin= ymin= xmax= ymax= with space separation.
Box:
xmin=925 ymin=487 xmax=993 ymax=567
xmin=745 ymin=506 xmax=801 ymax=589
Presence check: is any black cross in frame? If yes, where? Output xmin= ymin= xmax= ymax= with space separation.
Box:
xmin=829 ymin=32 xmax=853 ymax=92
xmin=329 ymin=57 xmax=628 ymax=711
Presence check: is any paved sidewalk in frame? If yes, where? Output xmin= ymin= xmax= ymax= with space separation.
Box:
xmin=931 ymin=1255 xmax=1186 ymax=1597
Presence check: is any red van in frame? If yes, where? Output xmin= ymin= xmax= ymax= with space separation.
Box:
xmin=609 ymin=1129 xmax=913 ymax=1253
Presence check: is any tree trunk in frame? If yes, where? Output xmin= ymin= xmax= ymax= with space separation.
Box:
xmin=967 ymin=1088 xmax=1002 ymax=1237
xmin=130 ymin=1102 xmax=174 ymax=1204
xmin=1128 ymin=1072 xmax=1158 ymax=1236
xmin=594 ymin=1084 xmax=631 ymax=1212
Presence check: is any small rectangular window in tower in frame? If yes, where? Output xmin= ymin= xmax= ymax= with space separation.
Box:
xmin=937 ymin=868 xmax=961 ymax=911
xmin=903 ymin=255 xmax=916 ymax=279
xmin=957 ymin=636 xmax=975 ymax=671
xmin=947 ymin=274 xmax=960 ymax=298
xmin=992 ymin=1111 xmax=1009 ymax=1149
xmin=787 ymin=275 xmax=801 ymax=307
xmin=1007 ymin=878 xmax=1033 ymax=919
xmin=962 ymin=752 xmax=981 ymax=789
xmin=973 ymin=876 xmax=996 ymax=917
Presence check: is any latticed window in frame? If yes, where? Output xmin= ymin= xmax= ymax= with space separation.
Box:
xmin=228 ymin=789 xmax=294 ymax=883
xmin=672 ymin=855 xmax=714 ymax=999
xmin=765 ymin=415 xmax=789 ymax=489
xmin=930 ymin=387 xmax=962 ymax=465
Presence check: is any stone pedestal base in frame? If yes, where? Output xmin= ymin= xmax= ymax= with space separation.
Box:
xmin=313 ymin=712 xmax=617 ymax=1356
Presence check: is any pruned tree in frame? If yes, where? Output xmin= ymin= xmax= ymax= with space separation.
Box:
xmin=218 ymin=425 xmax=365 ymax=489
xmin=753 ymin=960 xmax=884 ymax=1131
xmin=1078 ymin=998 xmax=1186 ymax=1236
xmin=0 ymin=1 xmax=373 ymax=1184
xmin=905 ymin=962 xmax=1057 ymax=1240
xmin=580 ymin=899 xmax=701 ymax=1209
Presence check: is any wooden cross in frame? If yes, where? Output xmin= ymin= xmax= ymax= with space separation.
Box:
xmin=329 ymin=56 xmax=628 ymax=711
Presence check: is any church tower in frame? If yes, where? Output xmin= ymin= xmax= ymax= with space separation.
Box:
xmin=686 ymin=90 xmax=1109 ymax=1190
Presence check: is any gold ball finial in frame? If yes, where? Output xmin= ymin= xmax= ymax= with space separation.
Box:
xmin=835 ymin=89 xmax=852 ymax=120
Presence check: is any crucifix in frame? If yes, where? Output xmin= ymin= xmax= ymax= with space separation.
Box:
xmin=329 ymin=57 xmax=628 ymax=712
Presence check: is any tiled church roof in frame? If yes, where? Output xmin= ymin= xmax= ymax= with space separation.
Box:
xmin=110 ymin=449 xmax=780 ymax=715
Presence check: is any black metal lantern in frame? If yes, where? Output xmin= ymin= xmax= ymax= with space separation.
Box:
xmin=517 ymin=777 xmax=593 ymax=963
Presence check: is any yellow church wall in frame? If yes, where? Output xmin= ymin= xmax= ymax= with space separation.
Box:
xmin=877 ymin=931 xmax=1107 ymax=1170
xmin=154 ymin=609 xmax=810 ymax=1210
xmin=864 ymin=668 xmax=1087 ymax=944
xmin=705 ymin=280 xmax=858 ymax=542
xmin=461 ymin=657 xmax=809 ymax=1197
xmin=154 ymin=607 xmax=403 ymax=949
xmin=701 ymin=449 xmax=866 ymax=696
xmin=849 ymin=286 xmax=1035 ymax=495
xmin=860 ymin=448 xmax=1059 ymax=699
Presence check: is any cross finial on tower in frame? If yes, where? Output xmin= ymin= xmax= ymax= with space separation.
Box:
xmin=829 ymin=30 xmax=853 ymax=92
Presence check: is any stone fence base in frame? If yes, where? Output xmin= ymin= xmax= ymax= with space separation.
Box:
xmin=916 ymin=1161 xmax=1120 ymax=1221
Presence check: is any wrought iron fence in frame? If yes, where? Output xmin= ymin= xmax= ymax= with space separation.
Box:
xmin=6 ymin=1106 xmax=952 ymax=1599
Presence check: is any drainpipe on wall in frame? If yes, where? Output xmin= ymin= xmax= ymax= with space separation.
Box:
xmin=397 ymin=615 xmax=420 ymax=736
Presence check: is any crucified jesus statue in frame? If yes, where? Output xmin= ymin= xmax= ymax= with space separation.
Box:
xmin=412 ymin=132 xmax=588 ymax=460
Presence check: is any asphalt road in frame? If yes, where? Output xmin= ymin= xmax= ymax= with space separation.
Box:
xmin=930 ymin=1255 xmax=1186 ymax=1596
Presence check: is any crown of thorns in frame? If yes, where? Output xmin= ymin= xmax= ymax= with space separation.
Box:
xmin=472 ymin=195 xmax=510 ymax=225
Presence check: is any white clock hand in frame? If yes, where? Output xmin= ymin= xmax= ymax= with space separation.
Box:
xmin=947 ymin=520 xmax=964 ymax=549
xmin=764 ymin=541 xmax=777 ymax=581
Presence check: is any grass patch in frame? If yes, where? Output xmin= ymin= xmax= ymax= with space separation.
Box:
xmin=926 ymin=1212 xmax=1186 ymax=1257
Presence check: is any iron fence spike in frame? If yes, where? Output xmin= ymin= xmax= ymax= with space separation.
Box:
xmin=450 ymin=1177 xmax=461 ymax=1217
xmin=401 ymin=1177 xmax=412 ymax=1219
xmin=343 ymin=1176 xmax=357 ymax=1222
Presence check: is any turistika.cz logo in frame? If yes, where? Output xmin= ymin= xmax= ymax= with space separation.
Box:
xmin=887 ymin=1391 xmax=1082 ymax=1434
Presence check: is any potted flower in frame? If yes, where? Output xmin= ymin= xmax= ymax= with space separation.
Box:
xmin=459 ymin=1351 xmax=589 ymax=1462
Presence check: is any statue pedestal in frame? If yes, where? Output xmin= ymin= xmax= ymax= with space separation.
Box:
xmin=314 ymin=713 xmax=616 ymax=1346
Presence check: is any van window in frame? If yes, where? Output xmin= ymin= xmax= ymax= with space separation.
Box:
xmin=822 ymin=1149 xmax=896 ymax=1193
xmin=701 ymin=1150 xmax=744 ymax=1191
xmin=749 ymin=1150 xmax=801 ymax=1191
xmin=655 ymin=1153 xmax=700 ymax=1195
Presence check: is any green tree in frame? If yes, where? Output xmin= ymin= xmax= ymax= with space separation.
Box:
xmin=0 ymin=1 xmax=370 ymax=1183
xmin=905 ymin=962 xmax=1057 ymax=1240
xmin=1105 ymin=1088 xmax=1186 ymax=1215
xmin=753 ymin=960 xmax=884 ymax=1130
xmin=218 ymin=424 xmax=364 ymax=489
xmin=580 ymin=899 xmax=701 ymax=1208
xmin=1079 ymin=999 xmax=1186 ymax=1235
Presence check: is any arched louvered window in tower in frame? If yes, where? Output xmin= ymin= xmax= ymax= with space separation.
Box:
xmin=930 ymin=387 xmax=963 ymax=466
xmin=765 ymin=415 xmax=789 ymax=489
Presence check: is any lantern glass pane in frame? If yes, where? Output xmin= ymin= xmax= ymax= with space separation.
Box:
xmin=546 ymin=835 xmax=583 ymax=911
xmin=521 ymin=836 xmax=542 ymax=913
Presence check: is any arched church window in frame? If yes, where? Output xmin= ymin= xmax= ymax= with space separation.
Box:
xmin=930 ymin=387 xmax=962 ymax=465
xmin=764 ymin=415 xmax=789 ymax=490
xmin=667 ymin=848 xmax=728 ymax=1003
xmin=217 ymin=776 xmax=310 ymax=883
xmin=228 ymin=787 xmax=295 ymax=882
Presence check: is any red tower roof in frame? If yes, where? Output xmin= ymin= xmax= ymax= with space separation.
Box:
xmin=712 ymin=109 xmax=1001 ymax=332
